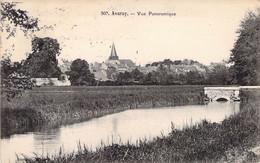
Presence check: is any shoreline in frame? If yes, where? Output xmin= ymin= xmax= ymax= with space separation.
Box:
xmin=1 ymin=85 xmax=205 ymax=138
xmin=24 ymin=89 xmax=260 ymax=162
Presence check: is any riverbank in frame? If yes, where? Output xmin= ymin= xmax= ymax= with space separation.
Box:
xmin=24 ymin=89 xmax=260 ymax=162
xmin=1 ymin=85 xmax=205 ymax=137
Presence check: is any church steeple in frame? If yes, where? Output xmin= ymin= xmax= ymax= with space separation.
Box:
xmin=109 ymin=43 xmax=119 ymax=60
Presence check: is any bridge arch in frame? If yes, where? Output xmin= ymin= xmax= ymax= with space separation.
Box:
xmin=216 ymin=97 xmax=229 ymax=102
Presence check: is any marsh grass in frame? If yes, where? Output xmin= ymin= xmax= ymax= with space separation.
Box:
xmin=1 ymin=85 xmax=205 ymax=137
xmin=24 ymin=89 xmax=260 ymax=163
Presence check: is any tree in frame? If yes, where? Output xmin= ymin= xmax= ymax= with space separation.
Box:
xmin=1 ymin=58 xmax=15 ymax=79
xmin=130 ymin=68 xmax=144 ymax=82
xmin=229 ymin=9 xmax=260 ymax=85
xmin=21 ymin=37 xmax=62 ymax=78
xmin=1 ymin=2 xmax=38 ymax=38
xmin=68 ymin=59 xmax=95 ymax=86
xmin=206 ymin=61 xmax=232 ymax=85
xmin=162 ymin=59 xmax=173 ymax=71
xmin=173 ymin=60 xmax=182 ymax=65
xmin=1 ymin=2 xmax=38 ymax=100
xmin=1 ymin=2 xmax=39 ymax=80
xmin=182 ymin=71 xmax=205 ymax=85
xmin=143 ymin=72 xmax=153 ymax=84
xmin=107 ymin=67 xmax=117 ymax=81
xmin=116 ymin=71 xmax=132 ymax=84
xmin=156 ymin=64 xmax=168 ymax=84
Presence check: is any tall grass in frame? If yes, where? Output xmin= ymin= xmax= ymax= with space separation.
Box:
xmin=1 ymin=85 xmax=205 ymax=137
xmin=240 ymin=87 xmax=260 ymax=103
xmin=23 ymin=88 xmax=260 ymax=163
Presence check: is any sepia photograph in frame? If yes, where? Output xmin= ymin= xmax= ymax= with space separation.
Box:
xmin=1 ymin=0 xmax=260 ymax=162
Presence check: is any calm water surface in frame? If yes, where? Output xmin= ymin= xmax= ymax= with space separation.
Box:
xmin=1 ymin=102 xmax=240 ymax=162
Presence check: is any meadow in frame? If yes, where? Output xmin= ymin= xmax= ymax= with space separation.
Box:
xmin=1 ymin=85 xmax=205 ymax=137
xmin=23 ymin=88 xmax=260 ymax=162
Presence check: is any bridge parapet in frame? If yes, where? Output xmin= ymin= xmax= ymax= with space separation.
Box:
xmin=204 ymin=86 xmax=260 ymax=102
xmin=239 ymin=86 xmax=260 ymax=89
xmin=204 ymin=87 xmax=240 ymax=101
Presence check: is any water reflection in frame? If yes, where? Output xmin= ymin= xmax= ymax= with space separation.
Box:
xmin=33 ymin=128 xmax=61 ymax=157
xmin=1 ymin=102 xmax=240 ymax=163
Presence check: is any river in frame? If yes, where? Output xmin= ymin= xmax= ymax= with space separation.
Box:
xmin=1 ymin=101 xmax=240 ymax=162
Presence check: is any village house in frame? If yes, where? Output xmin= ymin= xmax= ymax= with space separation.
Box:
xmin=90 ymin=43 xmax=137 ymax=81
xmin=31 ymin=74 xmax=71 ymax=87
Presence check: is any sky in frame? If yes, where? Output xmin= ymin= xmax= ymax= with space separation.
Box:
xmin=1 ymin=0 xmax=260 ymax=66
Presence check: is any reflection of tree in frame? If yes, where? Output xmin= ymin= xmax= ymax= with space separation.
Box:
xmin=112 ymin=117 xmax=120 ymax=144
xmin=1 ymin=122 xmax=62 ymax=138
xmin=33 ymin=128 xmax=61 ymax=156
xmin=33 ymin=128 xmax=61 ymax=141
xmin=112 ymin=118 xmax=118 ymax=133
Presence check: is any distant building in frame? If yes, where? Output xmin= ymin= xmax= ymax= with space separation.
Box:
xmin=107 ymin=43 xmax=120 ymax=64
xmin=31 ymin=76 xmax=71 ymax=86
xmin=90 ymin=43 xmax=207 ymax=81
xmin=59 ymin=59 xmax=72 ymax=73
xmin=31 ymin=78 xmax=59 ymax=86
xmin=91 ymin=43 xmax=137 ymax=81
xmin=138 ymin=63 xmax=207 ymax=75
xmin=106 ymin=43 xmax=136 ymax=72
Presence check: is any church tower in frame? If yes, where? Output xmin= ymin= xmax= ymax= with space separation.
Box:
xmin=109 ymin=43 xmax=119 ymax=60
xmin=107 ymin=43 xmax=120 ymax=64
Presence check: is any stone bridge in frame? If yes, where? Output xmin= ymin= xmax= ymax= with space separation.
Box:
xmin=204 ymin=87 xmax=240 ymax=101
xmin=204 ymin=86 xmax=260 ymax=101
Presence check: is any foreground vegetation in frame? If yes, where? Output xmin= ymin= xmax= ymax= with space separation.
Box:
xmin=23 ymin=89 xmax=260 ymax=162
xmin=1 ymin=85 xmax=205 ymax=137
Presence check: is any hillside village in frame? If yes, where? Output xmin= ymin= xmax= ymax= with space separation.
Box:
xmin=4 ymin=43 xmax=210 ymax=87
xmin=59 ymin=43 xmax=207 ymax=82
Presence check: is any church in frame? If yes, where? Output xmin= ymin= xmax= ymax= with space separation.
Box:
xmin=91 ymin=43 xmax=136 ymax=81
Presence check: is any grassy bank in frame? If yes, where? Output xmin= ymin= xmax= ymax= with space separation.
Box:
xmin=1 ymin=85 xmax=205 ymax=137
xmin=240 ymin=87 xmax=260 ymax=103
xmin=24 ymin=89 xmax=260 ymax=163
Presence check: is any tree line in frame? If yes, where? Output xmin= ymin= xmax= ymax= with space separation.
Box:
xmin=0 ymin=38 xmax=233 ymax=87
xmin=96 ymin=60 xmax=231 ymax=86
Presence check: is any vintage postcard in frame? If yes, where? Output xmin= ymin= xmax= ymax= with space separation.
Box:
xmin=1 ymin=0 xmax=260 ymax=162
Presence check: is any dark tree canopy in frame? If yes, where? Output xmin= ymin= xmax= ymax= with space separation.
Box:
xmin=0 ymin=2 xmax=39 ymax=100
xmin=1 ymin=2 xmax=38 ymax=38
xmin=1 ymin=2 xmax=38 ymax=29
xmin=1 ymin=59 xmax=21 ymax=79
xmin=147 ymin=59 xmax=205 ymax=67
xmin=21 ymin=37 xmax=61 ymax=78
xmin=130 ymin=68 xmax=144 ymax=82
xmin=0 ymin=2 xmax=39 ymax=79
xmin=230 ymin=9 xmax=260 ymax=85
xmin=68 ymin=59 xmax=95 ymax=86
xmin=206 ymin=62 xmax=232 ymax=85
xmin=184 ymin=71 xmax=205 ymax=85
